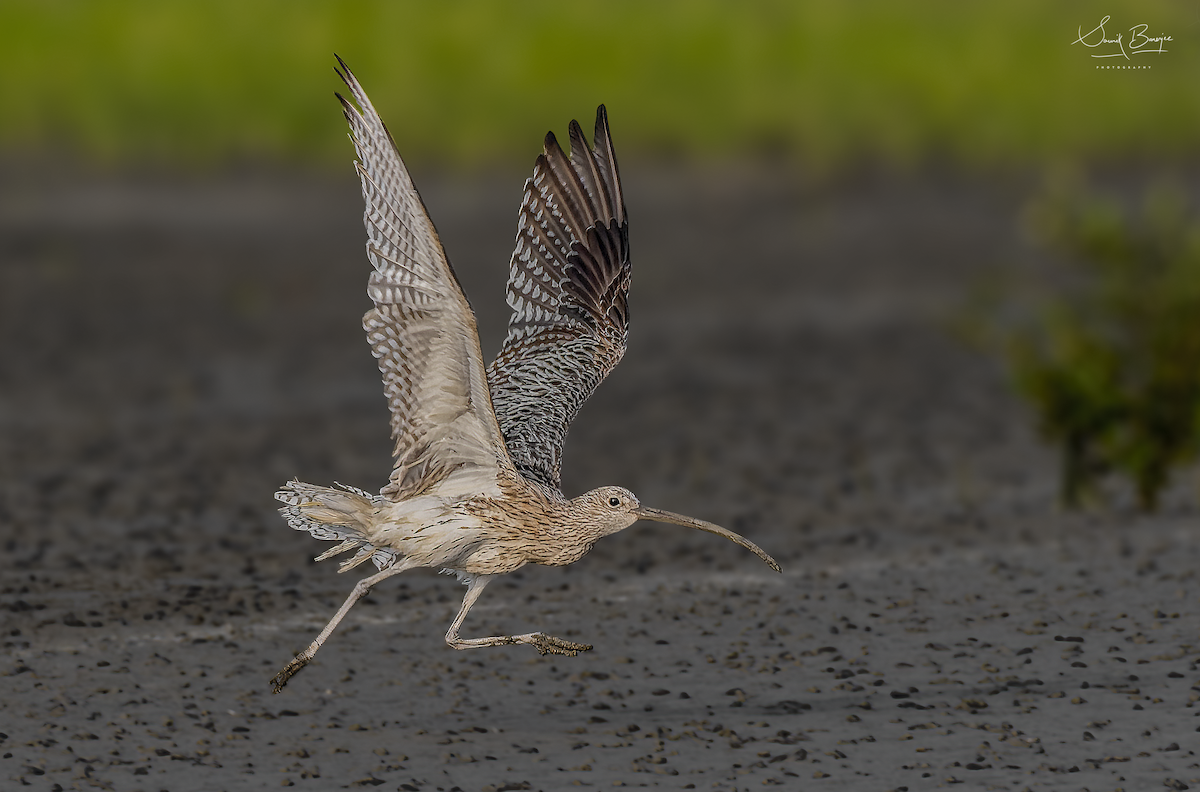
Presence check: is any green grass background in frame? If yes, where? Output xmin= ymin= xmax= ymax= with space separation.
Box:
xmin=1 ymin=0 xmax=1196 ymax=170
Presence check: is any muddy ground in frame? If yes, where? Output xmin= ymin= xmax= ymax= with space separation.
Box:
xmin=1 ymin=161 xmax=1197 ymax=791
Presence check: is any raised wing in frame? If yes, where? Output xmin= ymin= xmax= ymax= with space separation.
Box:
xmin=335 ymin=56 xmax=511 ymax=501
xmin=486 ymin=106 xmax=630 ymax=492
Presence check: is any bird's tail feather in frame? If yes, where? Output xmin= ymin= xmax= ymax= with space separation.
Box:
xmin=275 ymin=479 xmax=398 ymax=572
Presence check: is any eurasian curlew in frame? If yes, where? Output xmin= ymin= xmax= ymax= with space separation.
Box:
xmin=270 ymin=56 xmax=779 ymax=693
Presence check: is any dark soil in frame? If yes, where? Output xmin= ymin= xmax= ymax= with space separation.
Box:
xmin=2 ymin=163 xmax=1197 ymax=791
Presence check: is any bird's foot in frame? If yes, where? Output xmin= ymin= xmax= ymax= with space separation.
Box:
xmin=530 ymin=633 xmax=593 ymax=656
xmin=270 ymin=654 xmax=311 ymax=693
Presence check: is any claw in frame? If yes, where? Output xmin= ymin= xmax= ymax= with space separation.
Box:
xmin=270 ymin=654 xmax=311 ymax=693
xmin=531 ymin=633 xmax=593 ymax=656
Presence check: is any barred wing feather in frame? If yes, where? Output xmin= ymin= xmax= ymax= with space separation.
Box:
xmin=336 ymin=57 xmax=511 ymax=501
xmin=486 ymin=106 xmax=631 ymax=492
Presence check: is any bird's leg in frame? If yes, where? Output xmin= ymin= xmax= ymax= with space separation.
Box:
xmin=271 ymin=559 xmax=414 ymax=693
xmin=444 ymin=574 xmax=592 ymax=656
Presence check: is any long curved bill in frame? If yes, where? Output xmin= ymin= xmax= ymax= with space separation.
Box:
xmin=635 ymin=507 xmax=781 ymax=573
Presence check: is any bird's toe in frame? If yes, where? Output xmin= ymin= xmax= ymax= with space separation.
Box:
xmin=270 ymin=655 xmax=310 ymax=693
xmin=532 ymin=634 xmax=593 ymax=656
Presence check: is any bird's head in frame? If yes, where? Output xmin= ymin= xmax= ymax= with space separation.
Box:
xmin=577 ymin=486 xmax=642 ymax=536
xmin=577 ymin=486 xmax=781 ymax=573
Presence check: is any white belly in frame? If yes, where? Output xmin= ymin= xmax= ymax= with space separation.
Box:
xmin=368 ymin=496 xmax=490 ymax=569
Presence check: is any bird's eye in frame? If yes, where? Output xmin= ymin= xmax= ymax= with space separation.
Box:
xmin=608 ymin=496 xmax=621 ymax=507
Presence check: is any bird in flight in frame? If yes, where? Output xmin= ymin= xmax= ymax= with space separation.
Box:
xmin=271 ymin=56 xmax=779 ymax=693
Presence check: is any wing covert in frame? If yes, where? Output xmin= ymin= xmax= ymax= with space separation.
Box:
xmin=335 ymin=56 xmax=511 ymax=501
xmin=486 ymin=106 xmax=631 ymax=492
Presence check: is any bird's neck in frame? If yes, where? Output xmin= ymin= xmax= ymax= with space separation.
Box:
xmin=496 ymin=476 xmax=605 ymax=566
xmin=530 ymin=497 xmax=605 ymax=567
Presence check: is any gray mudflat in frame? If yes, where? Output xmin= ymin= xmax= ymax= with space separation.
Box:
xmin=2 ymin=164 xmax=1197 ymax=791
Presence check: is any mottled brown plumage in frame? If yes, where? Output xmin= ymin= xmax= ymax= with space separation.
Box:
xmin=269 ymin=56 xmax=779 ymax=693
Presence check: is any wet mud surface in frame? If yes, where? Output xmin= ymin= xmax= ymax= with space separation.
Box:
xmin=2 ymin=164 xmax=1197 ymax=790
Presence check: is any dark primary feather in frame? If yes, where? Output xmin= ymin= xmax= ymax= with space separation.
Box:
xmin=335 ymin=56 xmax=511 ymax=500
xmin=487 ymin=106 xmax=631 ymax=492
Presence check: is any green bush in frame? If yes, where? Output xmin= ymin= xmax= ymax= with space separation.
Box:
xmin=1003 ymin=179 xmax=1200 ymax=510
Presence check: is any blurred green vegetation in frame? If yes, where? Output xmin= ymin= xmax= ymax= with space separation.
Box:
xmin=999 ymin=179 xmax=1200 ymax=511
xmin=1 ymin=0 xmax=1195 ymax=169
